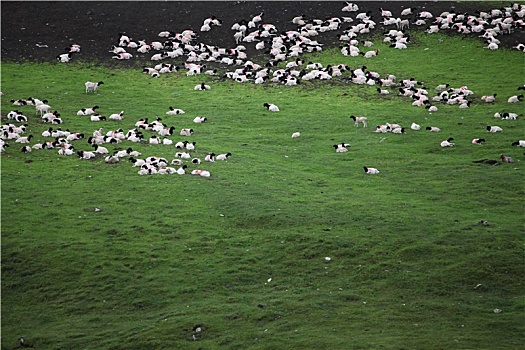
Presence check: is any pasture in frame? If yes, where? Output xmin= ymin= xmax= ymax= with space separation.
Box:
xmin=1 ymin=3 xmax=525 ymax=349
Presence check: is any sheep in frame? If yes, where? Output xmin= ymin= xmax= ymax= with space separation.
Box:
xmin=180 ymin=128 xmax=193 ymax=136
xmin=216 ymin=152 xmax=232 ymax=160
xmin=77 ymin=150 xmax=97 ymax=159
xmin=149 ymin=135 xmax=160 ymax=144
xmin=511 ymin=140 xmax=525 ymax=147
xmin=487 ymin=125 xmax=502 ymax=132
xmin=374 ymin=124 xmax=391 ymax=133
xmin=57 ymin=53 xmax=72 ymax=62
xmin=78 ymin=106 xmax=99 ymax=115
xmin=58 ymin=147 xmax=75 ymax=155
xmin=377 ymin=88 xmax=390 ymax=95
xmin=104 ymin=155 xmax=120 ymax=164
xmin=194 ymin=82 xmax=211 ymax=90
xmin=349 ymin=115 xmax=367 ymax=127
xmin=508 ymin=94 xmax=523 ymax=103
xmin=193 ymin=116 xmax=207 ymax=123
xmin=109 ymin=111 xmax=125 ymax=120
xmin=481 ymin=94 xmax=497 ymax=103
xmin=333 ymin=143 xmax=350 ymax=152
xmin=130 ymin=157 xmax=146 ymax=167
xmin=176 ymin=165 xmax=188 ymax=175
xmin=426 ymin=126 xmax=441 ymax=132
xmin=440 ymin=137 xmax=455 ymax=147
xmin=166 ymin=106 xmax=185 ymax=115
xmin=35 ymin=103 xmax=52 ymax=116
xmin=185 ymin=141 xmax=196 ymax=151
xmin=90 ymin=114 xmax=106 ymax=122
xmin=392 ymin=127 xmax=405 ymax=134
xmin=500 ymin=154 xmax=515 ymax=163
xmin=502 ymin=112 xmax=518 ymax=120
xmin=92 ymin=144 xmax=109 ymax=154
xmin=175 ymin=152 xmax=191 ymax=159
xmin=162 ymin=137 xmax=173 ymax=145
xmin=363 ymin=166 xmax=379 ymax=174
xmin=191 ymin=158 xmax=201 ymax=164
xmin=292 ymin=132 xmax=301 ymax=138
xmin=472 ymin=138 xmax=486 ymax=144
xmin=191 ymin=169 xmax=211 ymax=177
xmin=15 ymin=135 xmax=33 ymax=143
xmin=410 ymin=122 xmax=421 ymax=131
xmin=21 ymin=145 xmax=32 ymax=153
xmin=205 ymin=152 xmax=216 ymax=162
xmin=263 ymin=103 xmax=280 ymax=112
xmin=85 ymin=81 xmax=104 ymax=93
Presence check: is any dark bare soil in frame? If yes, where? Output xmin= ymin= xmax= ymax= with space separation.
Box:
xmin=1 ymin=1 xmax=524 ymax=67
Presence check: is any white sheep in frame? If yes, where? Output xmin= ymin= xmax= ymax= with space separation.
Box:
xmin=180 ymin=128 xmax=193 ymax=136
xmin=263 ymin=103 xmax=279 ymax=112
xmin=166 ymin=106 xmax=185 ymax=115
xmin=349 ymin=115 xmax=367 ymax=127
xmin=216 ymin=152 xmax=231 ymax=160
xmin=292 ymin=132 xmax=301 ymax=138
xmin=511 ymin=140 xmax=525 ymax=147
xmin=85 ymin=81 xmax=104 ymax=93
xmin=487 ymin=125 xmax=502 ymax=132
xmin=508 ymin=94 xmax=523 ymax=103
xmin=440 ymin=137 xmax=455 ymax=147
xmin=410 ymin=122 xmax=421 ymax=130
xmin=363 ymin=166 xmax=379 ymax=174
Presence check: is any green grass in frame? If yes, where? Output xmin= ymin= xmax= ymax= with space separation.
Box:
xmin=1 ymin=32 xmax=524 ymax=349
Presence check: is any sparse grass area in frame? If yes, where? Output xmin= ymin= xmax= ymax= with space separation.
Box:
xmin=1 ymin=32 xmax=524 ymax=349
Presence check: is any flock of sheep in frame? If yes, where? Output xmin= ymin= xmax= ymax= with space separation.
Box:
xmin=2 ymin=2 xmax=525 ymax=174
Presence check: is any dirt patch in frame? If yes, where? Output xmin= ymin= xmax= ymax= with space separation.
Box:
xmin=1 ymin=1 xmax=523 ymax=67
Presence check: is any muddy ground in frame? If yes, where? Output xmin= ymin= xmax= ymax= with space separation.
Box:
xmin=2 ymin=1 xmax=523 ymax=68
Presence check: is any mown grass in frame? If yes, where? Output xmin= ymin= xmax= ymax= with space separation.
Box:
xmin=1 ymin=32 xmax=524 ymax=349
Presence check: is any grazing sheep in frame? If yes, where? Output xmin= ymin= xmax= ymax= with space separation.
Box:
xmin=363 ymin=166 xmax=379 ymax=174
xmin=349 ymin=115 xmax=367 ymax=127
xmin=472 ymin=138 xmax=486 ymax=144
xmin=508 ymin=94 xmax=523 ymax=103
xmin=85 ymin=81 xmax=104 ymax=93
xmin=166 ymin=106 xmax=185 ymax=115
xmin=292 ymin=132 xmax=301 ymax=138
xmin=487 ymin=125 xmax=502 ymax=133
xmin=263 ymin=103 xmax=280 ymax=112
xmin=500 ymin=154 xmax=515 ymax=163
xmin=440 ymin=137 xmax=455 ymax=147
xmin=511 ymin=140 xmax=525 ymax=147
xmin=426 ymin=126 xmax=441 ymax=132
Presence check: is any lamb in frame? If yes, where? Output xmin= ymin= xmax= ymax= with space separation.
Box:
xmin=176 ymin=165 xmax=188 ymax=175
xmin=349 ymin=115 xmax=367 ymax=127
xmin=481 ymin=94 xmax=497 ymax=103
xmin=180 ymin=128 xmax=193 ymax=136
xmin=104 ymin=155 xmax=120 ymax=164
xmin=57 ymin=53 xmax=72 ymax=62
xmin=191 ymin=169 xmax=211 ymax=177
xmin=292 ymin=132 xmax=301 ymax=138
xmin=77 ymin=150 xmax=97 ymax=159
xmin=440 ymin=137 xmax=455 ymax=147
xmin=93 ymin=144 xmax=109 ymax=154
xmin=90 ymin=114 xmax=107 ymax=122
xmin=149 ymin=135 xmax=160 ymax=144
xmin=511 ymin=140 xmax=525 ymax=147
xmin=216 ymin=152 xmax=232 ymax=160
xmin=507 ymin=94 xmax=523 ymax=103
xmin=205 ymin=153 xmax=216 ymax=162
xmin=78 ymin=106 xmax=99 ymax=115
xmin=85 ymin=81 xmax=104 ymax=93
xmin=500 ymin=154 xmax=515 ymax=163
xmin=192 ymin=115 xmax=207 ymax=123
xmin=15 ymin=135 xmax=33 ymax=143
xmin=21 ymin=145 xmax=32 ymax=153
xmin=194 ymin=82 xmax=211 ymax=90
xmin=487 ymin=125 xmax=502 ymax=132
xmin=109 ymin=111 xmax=125 ymax=120
xmin=472 ymin=138 xmax=486 ymax=144
xmin=175 ymin=152 xmax=191 ymax=159
xmin=263 ymin=103 xmax=280 ymax=112
xmin=334 ymin=143 xmax=350 ymax=152
xmin=410 ymin=122 xmax=421 ymax=130
xmin=166 ymin=106 xmax=185 ymax=115
xmin=363 ymin=166 xmax=379 ymax=174
xmin=426 ymin=126 xmax=441 ymax=132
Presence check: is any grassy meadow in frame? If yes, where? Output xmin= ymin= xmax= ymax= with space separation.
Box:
xmin=1 ymin=31 xmax=524 ymax=349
